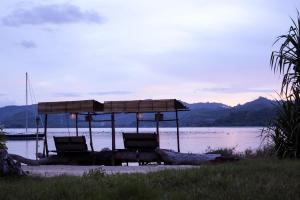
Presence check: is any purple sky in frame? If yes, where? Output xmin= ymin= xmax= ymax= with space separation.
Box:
xmin=0 ymin=0 xmax=299 ymax=106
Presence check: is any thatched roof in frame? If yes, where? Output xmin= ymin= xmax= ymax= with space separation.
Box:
xmin=38 ymin=99 xmax=187 ymax=114
xmin=104 ymin=99 xmax=187 ymax=113
xmin=38 ymin=100 xmax=104 ymax=114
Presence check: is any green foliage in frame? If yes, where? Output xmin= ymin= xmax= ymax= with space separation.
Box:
xmin=83 ymin=168 xmax=106 ymax=179
xmin=268 ymin=10 xmax=300 ymax=158
xmin=270 ymin=10 xmax=300 ymax=94
xmin=0 ymin=130 xmax=6 ymax=150
xmin=0 ymin=159 xmax=299 ymax=200
xmin=205 ymin=147 xmax=237 ymax=157
xmin=255 ymin=144 xmax=276 ymax=158
xmin=205 ymin=146 xmax=276 ymax=158
xmin=264 ymin=95 xmax=300 ymax=158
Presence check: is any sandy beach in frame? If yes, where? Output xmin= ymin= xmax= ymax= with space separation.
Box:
xmin=22 ymin=165 xmax=198 ymax=177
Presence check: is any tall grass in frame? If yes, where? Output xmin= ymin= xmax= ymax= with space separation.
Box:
xmin=0 ymin=159 xmax=299 ymax=200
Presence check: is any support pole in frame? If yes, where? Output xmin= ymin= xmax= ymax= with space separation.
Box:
xmin=156 ymin=113 xmax=160 ymax=148
xmin=176 ymin=110 xmax=180 ymax=153
xmin=136 ymin=112 xmax=139 ymax=133
xmin=43 ymin=114 xmax=49 ymax=157
xmin=88 ymin=113 xmax=94 ymax=152
xmin=111 ymin=113 xmax=116 ymax=166
xmin=25 ymin=72 xmax=28 ymax=133
xmin=75 ymin=113 xmax=78 ymax=136
xmin=35 ymin=117 xmax=40 ymax=160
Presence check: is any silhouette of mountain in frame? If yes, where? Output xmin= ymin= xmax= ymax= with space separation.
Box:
xmin=235 ymin=96 xmax=275 ymax=111
xmin=0 ymin=97 xmax=277 ymax=128
xmin=184 ymin=102 xmax=230 ymax=110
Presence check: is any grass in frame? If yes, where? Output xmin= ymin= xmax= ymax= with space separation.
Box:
xmin=1 ymin=158 xmax=300 ymax=200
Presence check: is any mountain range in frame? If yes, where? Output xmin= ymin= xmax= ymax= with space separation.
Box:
xmin=0 ymin=97 xmax=278 ymax=128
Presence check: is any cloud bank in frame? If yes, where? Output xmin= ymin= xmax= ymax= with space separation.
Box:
xmin=197 ymin=87 xmax=274 ymax=94
xmin=2 ymin=4 xmax=103 ymax=26
xmin=20 ymin=40 xmax=36 ymax=48
xmin=53 ymin=92 xmax=82 ymax=97
xmin=89 ymin=91 xmax=132 ymax=96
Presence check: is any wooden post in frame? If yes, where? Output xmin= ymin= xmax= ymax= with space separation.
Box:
xmin=35 ymin=117 xmax=40 ymax=160
xmin=25 ymin=72 xmax=28 ymax=133
xmin=88 ymin=113 xmax=94 ymax=152
xmin=111 ymin=113 xmax=116 ymax=166
xmin=75 ymin=113 xmax=78 ymax=136
xmin=43 ymin=114 xmax=49 ymax=157
xmin=136 ymin=112 xmax=139 ymax=133
xmin=156 ymin=113 xmax=160 ymax=148
xmin=176 ymin=110 xmax=180 ymax=152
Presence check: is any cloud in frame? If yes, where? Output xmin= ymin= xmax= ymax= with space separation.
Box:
xmin=89 ymin=91 xmax=132 ymax=96
xmin=19 ymin=40 xmax=36 ymax=48
xmin=2 ymin=4 xmax=103 ymax=26
xmin=196 ymin=87 xmax=274 ymax=94
xmin=53 ymin=92 xmax=82 ymax=97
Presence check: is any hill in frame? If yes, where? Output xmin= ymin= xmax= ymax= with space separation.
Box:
xmin=0 ymin=97 xmax=277 ymax=128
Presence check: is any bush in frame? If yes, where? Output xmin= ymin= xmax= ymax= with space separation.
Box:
xmin=0 ymin=131 xmax=6 ymax=150
xmin=205 ymin=147 xmax=237 ymax=157
xmin=205 ymin=145 xmax=276 ymax=159
xmin=263 ymin=95 xmax=300 ymax=158
xmin=269 ymin=10 xmax=300 ymax=158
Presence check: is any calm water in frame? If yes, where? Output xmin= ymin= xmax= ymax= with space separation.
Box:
xmin=5 ymin=127 xmax=264 ymax=159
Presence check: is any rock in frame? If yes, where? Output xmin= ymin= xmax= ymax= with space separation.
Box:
xmin=0 ymin=149 xmax=26 ymax=176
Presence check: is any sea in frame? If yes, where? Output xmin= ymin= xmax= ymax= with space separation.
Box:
xmin=5 ymin=127 xmax=266 ymax=159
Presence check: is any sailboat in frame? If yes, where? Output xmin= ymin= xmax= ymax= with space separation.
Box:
xmin=3 ymin=73 xmax=44 ymax=141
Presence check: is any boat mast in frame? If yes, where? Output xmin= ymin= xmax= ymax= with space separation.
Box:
xmin=26 ymin=72 xmax=28 ymax=133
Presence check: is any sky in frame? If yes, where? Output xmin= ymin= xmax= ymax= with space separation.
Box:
xmin=0 ymin=0 xmax=299 ymax=107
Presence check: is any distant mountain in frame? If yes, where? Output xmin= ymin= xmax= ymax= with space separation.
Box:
xmin=234 ymin=97 xmax=276 ymax=111
xmin=0 ymin=97 xmax=278 ymax=128
xmin=184 ymin=102 xmax=230 ymax=110
xmin=213 ymin=97 xmax=277 ymax=126
xmin=0 ymin=105 xmax=37 ymax=128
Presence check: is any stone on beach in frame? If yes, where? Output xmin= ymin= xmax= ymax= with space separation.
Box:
xmin=0 ymin=149 xmax=25 ymax=176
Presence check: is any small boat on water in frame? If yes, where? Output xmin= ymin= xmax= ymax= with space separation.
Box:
xmin=0 ymin=127 xmax=44 ymax=141
xmin=0 ymin=73 xmax=45 ymax=141
xmin=4 ymin=133 xmax=45 ymax=141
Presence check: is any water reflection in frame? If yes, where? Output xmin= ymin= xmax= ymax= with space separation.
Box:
xmin=6 ymin=127 xmax=264 ymax=159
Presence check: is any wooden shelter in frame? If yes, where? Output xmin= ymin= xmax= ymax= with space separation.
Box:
xmin=38 ymin=100 xmax=104 ymax=157
xmin=104 ymin=99 xmax=187 ymax=154
xmin=37 ymin=99 xmax=188 ymax=165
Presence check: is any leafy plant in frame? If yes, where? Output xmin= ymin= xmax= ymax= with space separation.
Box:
xmin=270 ymin=10 xmax=300 ymax=94
xmin=266 ymin=11 xmax=300 ymax=158
xmin=205 ymin=146 xmax=237 ymax=157
xmin=83 ymin=168 xmax=106 ymax=179
xmin=0 ymin=132 xmax=6 ymax=150
xmin=265 ymin=94 xmax=300 ymax=158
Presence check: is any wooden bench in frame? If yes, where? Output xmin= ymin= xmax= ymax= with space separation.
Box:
xmin=122 ymin=132 xmax=159 ymax=152
xmin=53 ymin=136 xmax=88 ymax=155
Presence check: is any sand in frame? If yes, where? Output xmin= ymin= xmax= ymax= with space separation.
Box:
xmin=22 ymin=165 xmax=197 ymax=177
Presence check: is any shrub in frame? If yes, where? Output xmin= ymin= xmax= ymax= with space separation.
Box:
xmin=0 ymin=131 xmax=6 ymax=150
xmin=205 ymin=146 xmax=237 ymax=157
xmin=264 ymin=95 xmax=300 ymax=158
xmin=268 ymin=10 xmax=300 ymax=158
